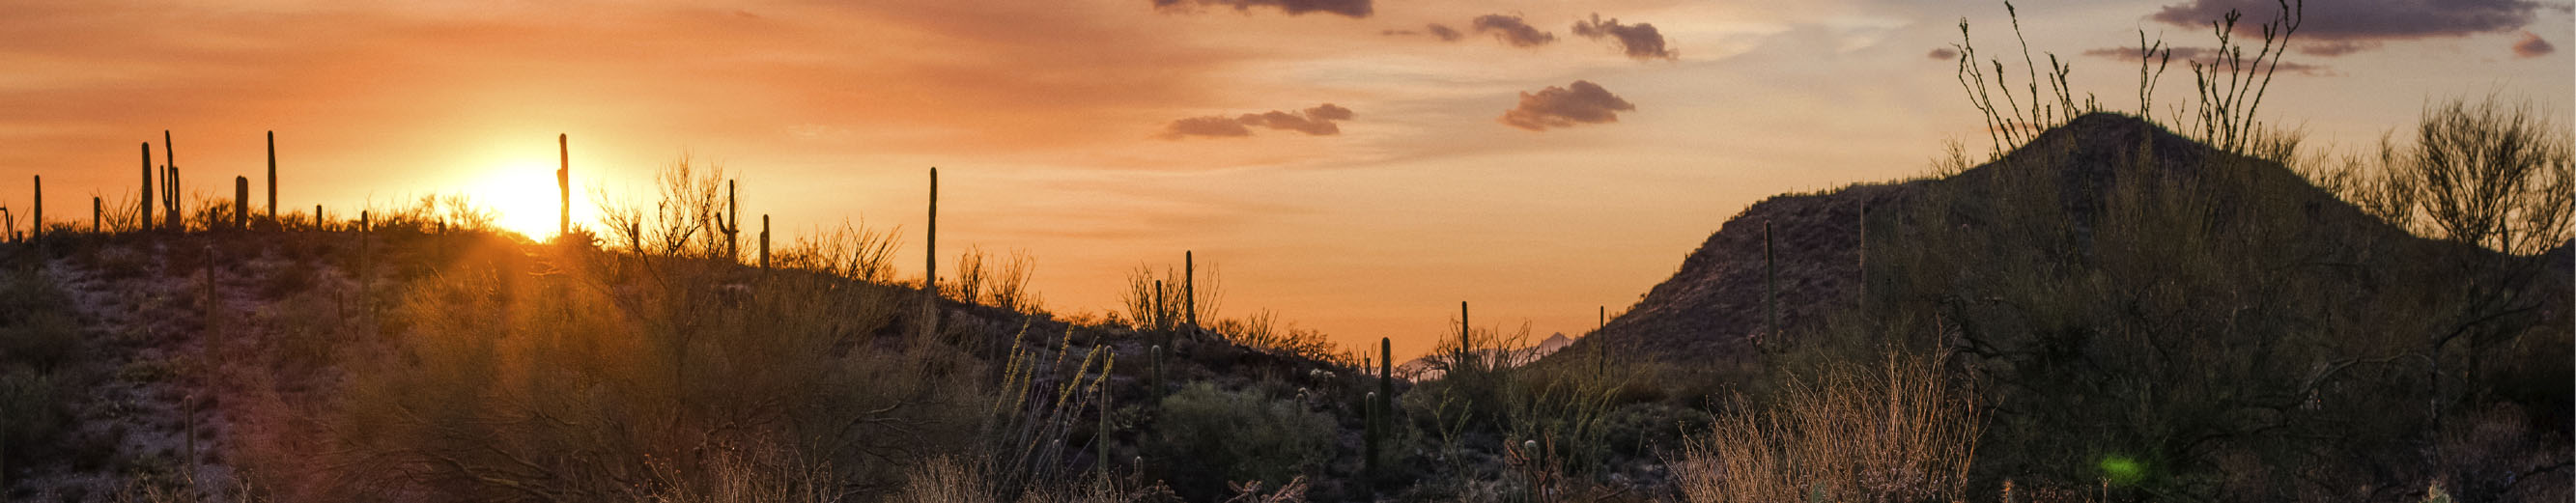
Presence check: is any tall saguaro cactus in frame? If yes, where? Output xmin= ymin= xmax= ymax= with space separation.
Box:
xmin=1184 ymin=251 xmax=1197 ymax=329
xmin=715 ymin=180 xmax=741 ymax=261
xmin=30 ymin=175 xmax=41 ymax=243
xmin=92 ymin=196 xmax=100 ymax=235
xmin=161 ymin=131 xmax=180 ymax=232
xmin=267 ymin=131 xmax=277 ymax=225
xmin=140 ymin=142 xmax=153 ymax=232
xmin=558 ymin=134 xmax=571 ymax=238
xmin=758 ymin=214 xmax=771 ymax=271
xmin=921 ymin=167 xmax=938 ymax=341
xmin=233 ymin=177 xmax=248 ymax=230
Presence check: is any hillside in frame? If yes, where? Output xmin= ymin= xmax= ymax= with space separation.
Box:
xmin=1554 ymin=112 xmax=2552 ymax=364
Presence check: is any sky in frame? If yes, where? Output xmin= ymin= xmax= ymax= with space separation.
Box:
xmin=2 ymin=0 xmax=2569 ymax=360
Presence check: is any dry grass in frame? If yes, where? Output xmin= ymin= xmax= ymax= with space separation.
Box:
xmin=1674 ymin=351 xmax=1981 ymax=503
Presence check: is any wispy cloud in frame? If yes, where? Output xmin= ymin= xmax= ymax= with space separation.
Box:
xmin=1473 ymin=14 xmax=1556 ymax=47
xmin=1152 ymin=0 xmax=1371 ymax=17
xmin=1498 ymin=80 xmax=1633 ymax=131
xmin=2150 ymin=0 xmax=2549 ymax=46
xmin=1571 ymin=14 xmax=1676 ymax=60
xmin=2513 ymin=31 xmax=2556 ymax=58
xmin=1163 ymin=103 xmax=1355 ymax=139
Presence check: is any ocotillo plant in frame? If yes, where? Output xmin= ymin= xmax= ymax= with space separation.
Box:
xmin=233 ymin=176 xmax=248 ymax=230
xmin=266 ymin=131 xmax=276 ymax=225
xmin=139 ymin=142 xmax=152 ymax=231
xmin=922 ymin=167 xmax=938 ymax=341
xmin=557 ymin=134 xmax=570 ymax=238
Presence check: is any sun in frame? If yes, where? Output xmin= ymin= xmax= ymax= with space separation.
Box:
xmin=465 ymin=161 xmax=574 ymax=241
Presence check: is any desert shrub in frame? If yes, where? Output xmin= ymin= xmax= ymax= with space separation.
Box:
xmin=1120 ymin=262 xmax=1220 ymax=332
xmin=1673 ymin=351 xmax=1980 ymax=503
xmin=1146 ymin=381 xmax=1334 ymax=500
xmin=1208 ymin=310 xmax=1345 ymax=365
xmin=286 ymin=236 xmax=974 ymax=501
xmin=0 ymin=369 xmax=71 ymax=478
xmin=2309 ymin=94 xmax=2573 ymax=255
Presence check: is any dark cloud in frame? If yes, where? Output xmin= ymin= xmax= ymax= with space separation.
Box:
xmin=1163 ymin=103 xmax=1354 ymax=139
xmin=2299 ymin=41 xmax=2381 ymax=56
xmin=1153 ymin=0 xmax=1371 ymax=17
xmin=1498 ymin=80 xmax=1634 ymax=131
xmin=1473 ymin=14 xmax=1556 ymax=47
xmin=2080 ymin=46 xmax=2335 ymax=75
xmin=1427 ymin=23 xmax=1462 ymax=42
xmin=2513 ymin=31 xmax=2556 ymax=57
xmin=1383 ymin=23 xmax=1463 ymax=42
xmin=1929 ymin=47 xmax=1960 ymax=60
xmin=1570 ymin=14 xmax=1676 ymax=60
xmin=1162 ymin=116 xmax=1254 ymax=138
xmin=2150 ymin=0 xmax=2546 ymax=42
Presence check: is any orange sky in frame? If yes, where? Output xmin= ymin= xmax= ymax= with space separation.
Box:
xmin=3 ymin=0 xmax=2568 ymax=360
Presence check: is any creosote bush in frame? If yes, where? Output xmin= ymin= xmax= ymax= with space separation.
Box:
xmin=1146 ymin=381 xmax=1334 ymax=501
xmin=1674 ymin=351 xmax=1981 ymax=503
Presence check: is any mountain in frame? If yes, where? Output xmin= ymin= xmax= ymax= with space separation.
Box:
xmin=1550 ymin=112 xmax=2521 ymax=365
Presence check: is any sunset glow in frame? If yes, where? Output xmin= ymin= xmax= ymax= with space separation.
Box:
xmin=1 ymin=0 xmax=2566 ymax=359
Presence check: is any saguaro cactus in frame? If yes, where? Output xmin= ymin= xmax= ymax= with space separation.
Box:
xmin=161 ymin=131 xmax=180 ymax=232
xmin=1184 ymin=251 xmax=1196 ymax=329
xmin=758 ymin=214 xmax=771 ymax=271
xmin=1367 ymin=336 xmax=1394 ymax=481
xmin=140 ymin=142 xmax=153 ymax=231
xmin=92 ymin=196 xmax=100 ymax=235
xmin=267 ymin=131 xmax=277 ymax=225
xmin=30 ymin=175 xmax=40 ymax=243
xmin=557 ymin=134 xmax=570 ymax=238
xmin=715 ymin=180 xmax=740 ymax=261
xmin=1460 ymin=301 xmax=1471 ymax=354
xmin=234 ymin=176 xmax=248 ymax=230
xmin=921 ymin=167 xmax=938 ymax=340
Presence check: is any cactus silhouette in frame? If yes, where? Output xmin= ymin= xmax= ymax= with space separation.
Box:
xmin=30 ymin=175 xmax=40 ymax=243
xmin=92 ymin=196 xmax=99 ymax=235
xmin=161 ymin=131 xmax=179 ymax=232
xmin=921 ymin=167 xmax=938 ymax=340
xmin=234 ymin=176 xmax=248 ymax=230
xmin=715 ymin=180 xmax=740 ymax=261
xmin=267 ymin=131 xmax=277 ymax=225
xmin=557 ymin=134 xmax=570 ymax=238
xmin=139 ymin=142 xmax=152 ymax=231
xmin=1184 ymin=250 xmax=1196 ymax=330
xmin=758 ymin=213 xmax=771 ymax=271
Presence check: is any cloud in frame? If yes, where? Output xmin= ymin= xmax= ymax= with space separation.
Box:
xmin=1498 ymin=80 xmax=1634 ymax=131
xmin=1427 ymin=23 xmax=1462 ymax=42
xmin=1472 ymin=14 xmax=1555 ymax=47
xmin=1163 ymin=116 xmax=1255 ymax=138
xmin=2513 ymin=31 xmax=2557 ymax=57
xmin=2298 ymin=41 xmax=2381 ymax=56
xmin=2150 ymin=0 xmax=2547 ymax=42
xmin=1152 ymin=0 xmax=1371 ymax=17
xmin=1928 ymin=47 xmax=1959 ymax=60
xmin=1383 ymin=23 xmax=1463 ymax=42
xmin=2080 ymin=46 xmax=2334 ymax=75
xmin=1570 ymin=14 xmax=1676 ymax=60
xmin=1163 ymin=103 xmax=1354 ymax=139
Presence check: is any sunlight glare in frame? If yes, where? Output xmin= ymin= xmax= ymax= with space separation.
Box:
xmin=467 ymin=161 xmax=569 ymax=240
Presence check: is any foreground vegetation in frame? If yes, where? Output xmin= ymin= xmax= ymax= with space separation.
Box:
xmin=0 ymin=3 xmax=2567 ymax=503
